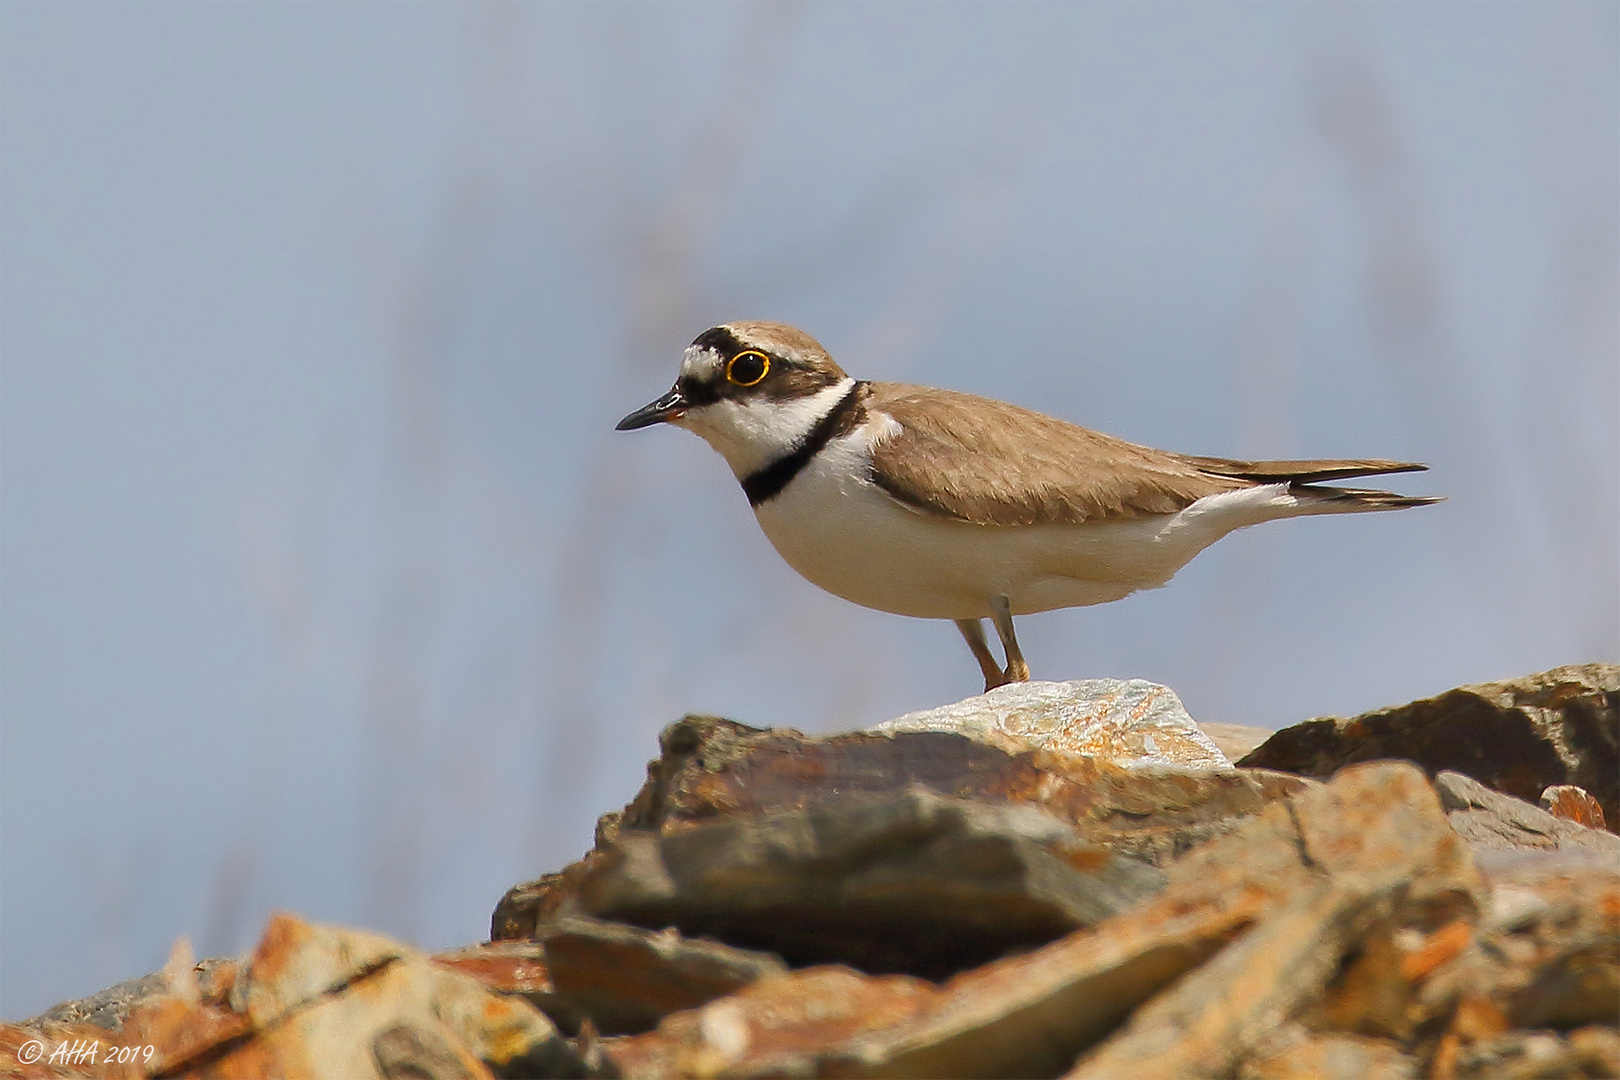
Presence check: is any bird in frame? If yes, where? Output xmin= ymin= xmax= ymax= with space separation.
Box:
xmin=617 ymin=321 xmax=1440 ymax=692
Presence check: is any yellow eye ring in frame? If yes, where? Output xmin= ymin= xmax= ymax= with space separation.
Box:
xmin=725 ymin=350 xmax=771 ymax=387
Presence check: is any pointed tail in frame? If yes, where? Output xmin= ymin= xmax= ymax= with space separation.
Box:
xmin=1288 ymin=484 xmax=1444 ymax=511
xmin=1186 ymin=455 xmax=1441 ymax=511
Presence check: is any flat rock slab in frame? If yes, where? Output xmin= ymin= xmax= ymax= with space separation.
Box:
xmin=871 ymin=679 xmax=1232 ymax=769
xmin=432 ymin=940 xmax=556 ymax=1000
xmin=545 ymin=917 xmax=785 ymax=1037
xmin=574 ymin=787 xmax=1167 ymax=980
xmin=438 ymin=920 xmax=786 ymax=1038
xmin=1435 ymin=770 xmax=1620 ymax=858
xmin=600 ymin=715 xmax=1305 ymax=863
xmin=604 ymin=966 xmax=941 ymax=1080
xmin=493 ymin=715 xmax=1309 ymax=941
xmin=1240 ymin=663 xmax=1619 ymax=829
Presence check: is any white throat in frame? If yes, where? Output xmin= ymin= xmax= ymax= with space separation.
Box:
xmin=678 ymin=376 xmax=858 ymax=480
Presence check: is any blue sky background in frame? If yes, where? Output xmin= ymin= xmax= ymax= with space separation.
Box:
xmin=2 ymin=3 xmax=1615 ymax=1017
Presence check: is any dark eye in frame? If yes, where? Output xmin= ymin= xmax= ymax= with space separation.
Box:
xmin=725 ymin=350 xmax=770 ymax=387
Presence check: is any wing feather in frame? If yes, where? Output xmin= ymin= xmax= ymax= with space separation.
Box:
xmin=864 ymin=384 xmax=1429 ymax=526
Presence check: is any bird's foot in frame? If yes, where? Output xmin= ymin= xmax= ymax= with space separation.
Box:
xmin=981 ymin=660 xmax=1030 ymax=693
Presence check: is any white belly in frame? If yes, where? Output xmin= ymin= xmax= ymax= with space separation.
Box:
xmin=751 ymin=438 xmax=1301 ymax=621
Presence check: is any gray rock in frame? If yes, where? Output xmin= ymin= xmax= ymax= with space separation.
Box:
xmin=1241 ymin=664 xmax=1620 ymax=828
xmin=28 ymin=972 xmax=171 ymax=1031
xmin=574 ymin=786 xmax=1167 ymax=980
xmin=27 ymin=957 xmax=236 ymax=1030
xmin=1435 ymin=770 xmax=1620 ymax=857
xmin=871 ymin=678 xmax=1232 ymax=769
xmin=537 ymin=915 xmax=788 ymax=1035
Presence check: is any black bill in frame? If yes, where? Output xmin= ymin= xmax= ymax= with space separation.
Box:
xmin=615 ymin=388 xmax=686 ymax=431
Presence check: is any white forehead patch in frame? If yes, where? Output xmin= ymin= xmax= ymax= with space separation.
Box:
xmin=679 ymin=345 xmax=723 ymax=382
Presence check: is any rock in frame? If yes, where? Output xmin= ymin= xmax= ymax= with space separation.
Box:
xmin=819 ymin=901 xmax=1257 ymax=1078
xmin=196 ymin=913 xmax=584 ymax=1078
xmin=1198 ymin=721 xmax=1276 ymax=763
xmin=24 ymin=955 xmax=237 ymax=1034
xmin=1466 ymin=861 xmax=1618 ymax=1031
xmin=1542 ymin=784 xmax=1608 ymax=829
xmin=491 ymin=712 xmax=1311 ymax=941
xmin=6 ymin=913 xmax=589 ymax=1080
xmin=1449 ymin=1026 xmax=1620 ymax=1079
xmin=1069 ymin=762 xmax=1481 ymax=1080
xmin=1434 ymin=771 xmax=1620 ymax=857
xmin=538 ymin=916 xmax=786 ymax=1036
xmin=603 ymin=761 xmax=1478 ymax=1080
xmin=25 ymin=667 xmax=1620 ymax=1080
xmin=438 ymin=916 xmax=788 ymax=1037
xmin=26 ymin=974 xmax=171 ymax=1035
xmin=431 ymin=940 xmax=570 ymax=1034
xmin=604 ymin=899 xmax=1257 ymax=1079
xmin=1239 ymin=1028 xmax=1418 ymax=1080
xmin=1240 ymin=663 xmax=1620 ymax=830
xmin=370 ymin=1024 xmax=486 ymax=1079
xmin=1058 ymin=764 xmax=1314 ymax=868
xmin=602 ymin=966 xmax=942 ymax=1080
xmin=188 ymin=948 xmax=580 ymax=1079
xmin=611 ymin=714 xmax=1268 ymax=844
xmin=573 ymin=787 xmax=1167 ymax=979
xmin=226 ymin=913 xmax=410 ymax=1028
xmin=871 ymin=678 xmax=1232 ymax=768
xmin=0 ymin=1019 xmax=171 ymax=1078
xmin=432 ymin=940 xmax=556 ymax=1001
xmin=492 ymin=871 xmax=570 ymax=942
xmin=1417 ymin=849 xmax=1620 ymax=1077
xmin=550 ymin=713 xmax=1306 ymax=873
xmin=6 ymin=945 xmax=246 ymax=1079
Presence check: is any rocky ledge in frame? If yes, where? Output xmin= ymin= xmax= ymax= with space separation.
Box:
xmin=7 ymin=664 xmax=1617 ymax=1079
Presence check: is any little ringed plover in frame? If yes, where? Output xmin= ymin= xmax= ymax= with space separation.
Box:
xmin=618 ymin=321 xmax=1439 ymax=692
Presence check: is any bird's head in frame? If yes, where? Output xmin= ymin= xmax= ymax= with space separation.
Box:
xmin=616 ymin=321 xmax=856 ymax=478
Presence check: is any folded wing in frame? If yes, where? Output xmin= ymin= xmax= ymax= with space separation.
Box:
xmin=865 ymin=384 xmax=1433 ymax=526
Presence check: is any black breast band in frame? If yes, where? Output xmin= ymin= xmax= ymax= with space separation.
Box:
xmin=741 ymin=381 xmax=865 ymax=507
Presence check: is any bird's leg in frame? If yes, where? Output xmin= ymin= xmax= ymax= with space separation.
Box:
xmin=955 ymin=618 xmax=1010 ymax=692
xmin=988 ymin=595 xmax=1031 ymax=684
